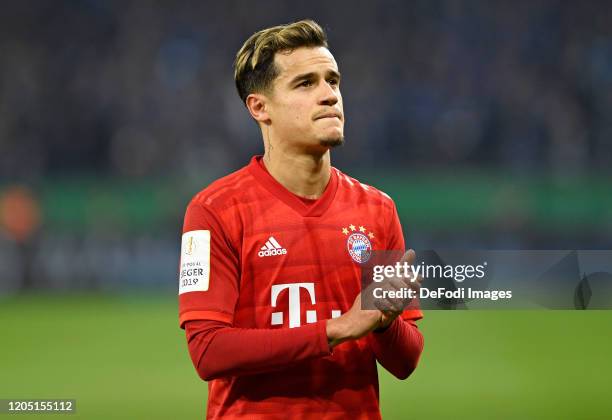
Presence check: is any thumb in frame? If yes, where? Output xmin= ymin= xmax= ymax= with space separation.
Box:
xmin=400 ymin=249 xmax=423 ymax=285
xmin=400 ymin=249 xmax=416 ymax=265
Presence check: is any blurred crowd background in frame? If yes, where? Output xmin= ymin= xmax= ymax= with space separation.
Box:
xmin=1 ymin=0 xmax=611 ymax=293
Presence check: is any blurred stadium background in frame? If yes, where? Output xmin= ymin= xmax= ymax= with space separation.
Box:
xmin=1 ymin=1 xmax=611 ymax=418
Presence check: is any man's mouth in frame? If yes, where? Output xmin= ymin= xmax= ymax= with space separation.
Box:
xmin=315 ymin=112 xmax=342 ymax=120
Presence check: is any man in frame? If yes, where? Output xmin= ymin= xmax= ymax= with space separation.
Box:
xmin=179 ymin=20 xmax=424 ymax=419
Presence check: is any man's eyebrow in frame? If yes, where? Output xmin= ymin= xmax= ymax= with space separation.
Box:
xmin=288 ymin=70 xmax=341 ymax=85
xmin=327 ymin=70 xmax=341 ymax=80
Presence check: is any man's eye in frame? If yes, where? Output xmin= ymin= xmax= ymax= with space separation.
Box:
xmin=299 ymin=80 xmax=312 ymax=87
xmin=328 ymin=79 xmax=338 ymax=86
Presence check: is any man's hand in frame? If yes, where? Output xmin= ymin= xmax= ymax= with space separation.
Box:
xmin=326 ymin=249 xmax=423 ymax=347
xmin=326 ymin=293 xmax=382 ymax=348
xmin=375 ymin=249 xmax=423 ymax=330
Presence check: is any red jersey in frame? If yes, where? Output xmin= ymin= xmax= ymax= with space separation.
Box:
xmin=179 ymin=156 xmax=423 ymax=419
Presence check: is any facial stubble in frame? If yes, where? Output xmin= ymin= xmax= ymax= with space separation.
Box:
xmin=319 ymin=136 xmax=344 ymax=148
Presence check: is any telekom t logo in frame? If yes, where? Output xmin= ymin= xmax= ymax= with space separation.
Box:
xmin=271 ymin=283 xmax=341 ymax=328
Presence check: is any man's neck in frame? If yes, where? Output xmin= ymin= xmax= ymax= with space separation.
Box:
xmin=262 ymin=150 xmax=331 ymax=200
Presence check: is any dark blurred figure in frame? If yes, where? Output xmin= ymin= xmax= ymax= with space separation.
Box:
xmin=0 ymin=185 xmax=41 ymax=291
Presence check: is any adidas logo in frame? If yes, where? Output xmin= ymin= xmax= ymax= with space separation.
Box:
xmin=258 ymin=236 xmax=288 ymax=257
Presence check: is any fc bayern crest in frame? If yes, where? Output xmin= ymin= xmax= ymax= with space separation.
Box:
xmin=347 ymin=232 xmax=372 ymax=263
xmin=341 ymin=224 xmax=375 ymax=263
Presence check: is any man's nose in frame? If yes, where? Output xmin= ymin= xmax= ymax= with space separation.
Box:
xmin=318 ymin=82 xmax=339 ymax=106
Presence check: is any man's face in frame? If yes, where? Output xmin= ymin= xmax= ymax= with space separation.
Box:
xmin=265 ymin=46 xmax=344 ymax=151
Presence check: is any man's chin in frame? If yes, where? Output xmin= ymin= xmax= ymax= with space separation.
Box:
xmin=319 ymin=136 xmax=345 ymax=148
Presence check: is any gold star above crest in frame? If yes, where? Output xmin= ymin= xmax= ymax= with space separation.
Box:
xmin=342 ymin=224 xmax=375 ymax=240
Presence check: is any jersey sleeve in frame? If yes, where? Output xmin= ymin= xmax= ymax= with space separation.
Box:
xmin=369 ymin=317 xmax=424 ymax=379
xmin=185 ymin=319 xmax=331 ymax=380
xmin=178 ymin=199 xmax=240 ymax=328
xmin=386 ymin=199 xmax=423 ymax=321
xmin=386 ymin=199 xmax=405 ymax=251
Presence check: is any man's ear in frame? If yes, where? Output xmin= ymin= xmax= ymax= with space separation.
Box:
xmin=245 ymin=93 xmax=271 ymax=124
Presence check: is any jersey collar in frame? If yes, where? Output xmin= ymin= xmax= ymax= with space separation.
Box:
xmin=247 ymin=155 xmax=338 ymax=218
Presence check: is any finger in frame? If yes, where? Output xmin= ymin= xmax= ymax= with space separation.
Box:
xmin=399 ymin=249 xmax=420 ymax=283
xmin=380 ymin=272 xmax=418 ymax=307
xmin=386 ymin=277 xmax=407 ymax=291
xmin=379 ymin=310 xmax=401 ymax=327
xmin=416 ymin=273 xmax=425 ymax=285
xmin=381 ymin=309 xmax=399 ymax=318
xmin=384 ymin=278 xmax=415 ymax=304
xmin=374 ymin=297 xmax=393 ymax=312
xmin=374 ymin=297 xmax=403 ymax=312
xmin=400 ymin=249 xmax=416 ymax=265
xmin=385 ymin=294 xmax=407 ymax=312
